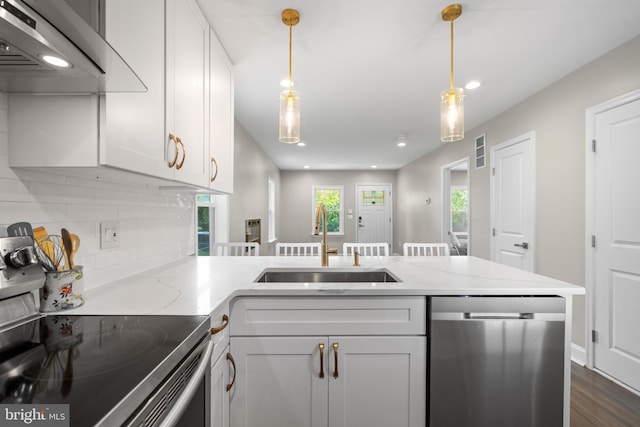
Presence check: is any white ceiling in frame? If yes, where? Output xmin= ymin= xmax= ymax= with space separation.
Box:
xmin=197 ymin=0 xmax=640 ymax=171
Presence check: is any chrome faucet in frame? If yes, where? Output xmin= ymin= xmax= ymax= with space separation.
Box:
xmin=314 ymin=203 xmax=329 ymax=267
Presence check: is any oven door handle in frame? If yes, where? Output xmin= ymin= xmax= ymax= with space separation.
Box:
xmin=159 ymin=340 xmax=213 ymax=427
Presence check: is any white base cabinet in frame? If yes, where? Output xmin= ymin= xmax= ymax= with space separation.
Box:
xmin=328 ymin=336 xmax=426 ymax=427
xmin=229 ymin=336 xmax=426 ymax=427
xmin=228 ymin=296 xmax=427 ymax=427
xmin=211 ymin=346 xmax=230 ymax=427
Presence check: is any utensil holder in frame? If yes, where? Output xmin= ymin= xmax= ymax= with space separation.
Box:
xmin=40 ymin=266 xmax=85 ymax=312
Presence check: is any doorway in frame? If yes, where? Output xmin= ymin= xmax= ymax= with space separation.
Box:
xmin=355 ymin=184 xmax=393 ymax=253
xmin=490 ymin=132 xmax=536 ymax=272
xmin=195 ymin=194 xmax=229 ymax=255
xmin=586 ymin=90 xmax=640 ymax=393
xmin=441 ymin=158 xmax=470 ymax=254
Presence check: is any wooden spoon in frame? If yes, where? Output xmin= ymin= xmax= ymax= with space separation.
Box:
xmin=61 ymin=229 xmax=80 ymax=269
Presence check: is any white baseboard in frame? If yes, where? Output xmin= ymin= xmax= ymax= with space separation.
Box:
xmin=571 ymin=343 xmax=586 ymax=366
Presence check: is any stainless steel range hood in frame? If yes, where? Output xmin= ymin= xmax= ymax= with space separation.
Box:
xmin=0 ymin=0 xmax=146 ymax=93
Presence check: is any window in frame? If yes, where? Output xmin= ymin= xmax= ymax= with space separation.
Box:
xmin=196 ymin=194 xmax=216 ymax=256
xmin=268 ymin=177 xmax=276 ymax=242
xmin=312 ymin=185 xmax=344 ymax=235
xmin=450 ymin=187 xmax=469 ymax=235
xmin=362 ymin=190 xmax=385 ymax=205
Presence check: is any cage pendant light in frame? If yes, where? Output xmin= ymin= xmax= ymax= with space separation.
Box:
xmin=440 ymin=4 xmax=464 ymax=142
xmin=279 ymin=9 xmax=301 ymax=144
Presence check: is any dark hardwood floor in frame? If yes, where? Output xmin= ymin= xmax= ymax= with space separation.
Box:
xmin=571 ymin=363 xmax=640 ymax=426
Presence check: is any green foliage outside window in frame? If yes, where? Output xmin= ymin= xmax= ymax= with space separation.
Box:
xmin=451 ymin=189 xmax=468 ymax=233
xmin=315 ymin=188 xmax=341 ymax=233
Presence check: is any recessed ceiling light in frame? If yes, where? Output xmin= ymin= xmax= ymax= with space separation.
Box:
xmin=297 ymin=141 xmax=306 ymax=147
xmin=280 ymin=78 xmax=296 ymax=87
xmin=303 ymin=165 xmax=310 ymax=169
xmin=41 ymin=54 xmax=70 ymax=68
xmin=465 ymin=80 xmax=481 ymax=90
xmin=371 ymin=165 xmax=377 ymax=169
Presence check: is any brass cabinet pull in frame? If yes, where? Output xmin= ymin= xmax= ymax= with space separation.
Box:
xmin=175 ymin=137 xmax=186 ymax=170
xmin=226 ymin=352 xmax=236 ymax=392
xmin=332 ymin=342 xmax=339 ymax=379
xmin=210 ymin=156 xmax=219 ymax=182
xmin=168 ymin=133 xmax=179 ymax=167
xmin=210 ymin=314 xmax=229 ymax=335
xmin=319 ymin=343 xmax=325 ymax=379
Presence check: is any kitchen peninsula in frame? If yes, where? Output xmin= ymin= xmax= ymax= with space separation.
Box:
xmin=66 ymin=255 xmax=584 ymax=426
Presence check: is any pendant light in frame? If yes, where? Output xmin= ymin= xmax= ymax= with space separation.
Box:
xmin=440 ymin=4 xmax=464 ymax=142
xmin=279 ymin=9 xmax=301 ymax=144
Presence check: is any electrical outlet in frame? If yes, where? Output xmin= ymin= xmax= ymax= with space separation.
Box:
xmin=100 ymin=221 xmax=120 ymax=249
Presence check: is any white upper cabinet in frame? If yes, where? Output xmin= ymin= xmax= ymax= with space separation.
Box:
xmin=101 ymin=0 xmax=171 ymax=180
xmin=105 ymin=0 xmax=209 ymax=187
xmin=8 ymin=0 xmax=234 ymax=191
xmin=208 ymin=29 xmax=235 ymax=194
xmin=166 ymin=0 xmax=209 ymax=187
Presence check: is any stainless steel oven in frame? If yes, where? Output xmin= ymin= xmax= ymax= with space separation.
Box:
xmin=123 ymin=320 xmax=212 ymax=427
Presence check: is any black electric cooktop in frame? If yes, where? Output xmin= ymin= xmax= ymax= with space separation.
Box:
xmin=0 ymin=314 xmax=209 ymax=426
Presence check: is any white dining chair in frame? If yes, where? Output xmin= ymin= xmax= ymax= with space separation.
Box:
xmin=275 ymin=242 xmax=321 ymax=256
xmin=342 ymin=242 xmax=389 ymax=257
xmin=403 ymin=242 xmax=450 ymax=256
xmin=212 ymin=242 xmax=260 ymax=256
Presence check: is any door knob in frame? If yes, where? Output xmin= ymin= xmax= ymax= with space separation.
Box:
xmin=514 ymin=242 xmax=529 ymax=249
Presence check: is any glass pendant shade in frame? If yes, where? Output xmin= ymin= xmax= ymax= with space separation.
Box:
xmin=279 ymin=89 xmax=301 ymax=143
xmin=440 ymin=87 xmax=464 ymax=142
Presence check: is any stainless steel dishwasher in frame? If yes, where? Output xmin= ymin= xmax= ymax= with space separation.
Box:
xmin=429 ymin=296 xmax=565 ymax=427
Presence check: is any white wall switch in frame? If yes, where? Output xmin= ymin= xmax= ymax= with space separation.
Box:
xmin=100 ymin=221 xmax=120 ymax=249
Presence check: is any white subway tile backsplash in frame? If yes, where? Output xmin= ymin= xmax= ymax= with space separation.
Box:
xmin=0 ymin=177 xmax=29 ymax=202
xmin=0 ymin=201 xmax=68 ymax=224
xmin=95 ymin=188 xmax=138 ymax=205
xmin=0 ymin=97 xmax=196 ymax=290
xmin=29 ymin=181 xmax=96 ymax=204
xmin=0 ymin=132 xmax=7 ymax=157
xmin=67 ymin=204 xmax=119 ymax=222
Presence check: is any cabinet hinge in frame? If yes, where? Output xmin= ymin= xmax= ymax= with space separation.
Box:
xmin=592 ymin=330 xmax=597 ymax=343
xmin=592 ymin=139 xmax=596 ymax=153
xmin=492 ymin=167 xmax=495 ymax=176
xmin=592 ymin=235 xmax=596 ymax=248
xmin=492 ymin=228 xmax=496 ymax=237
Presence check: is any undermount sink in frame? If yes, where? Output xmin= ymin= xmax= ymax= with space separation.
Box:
xmin=254 ymin=268 xmax=401 ymax=283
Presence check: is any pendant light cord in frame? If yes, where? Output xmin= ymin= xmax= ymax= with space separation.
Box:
xmin=449 ymin=19 xmax=454 ymax=91
xmin=288 ymin=24 xmax=293 ymax=94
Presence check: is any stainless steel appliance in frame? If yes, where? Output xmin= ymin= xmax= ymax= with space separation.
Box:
xmin=245 ymin=219 xmax=260 ymax=245
xmin=0 ymin=236 xmax=212 ymax=426
xmin=0 ymin=0 xmax=145 ymax=93
xmin=429 ymin=296 xmax=565 ymax=427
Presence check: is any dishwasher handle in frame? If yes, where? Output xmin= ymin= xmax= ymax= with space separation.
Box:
xmin=432 ymin=312 xmax=564 ymax=321
xmin=464 ymin=312 xmax=533 ymax=320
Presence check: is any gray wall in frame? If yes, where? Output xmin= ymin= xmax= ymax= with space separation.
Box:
xmin=228 ymin=121 xmax=281 ymax=255
xmin=397 ymin=35 xmax=640 ymax=347
xmin=279 ymin=170 xmax=398 ymax=253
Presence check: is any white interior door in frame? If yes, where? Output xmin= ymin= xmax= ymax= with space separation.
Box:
xmin=490 ymin=132 xmax=535 ymax=272
xmin=589 ymin=95 xmax=640 ymax=392
xmin=355 ymin=184 xmax=392 ymax=251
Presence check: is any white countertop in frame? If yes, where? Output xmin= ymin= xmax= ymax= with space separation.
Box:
xmin=64 ymin=255 xmax=585 ymax=317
